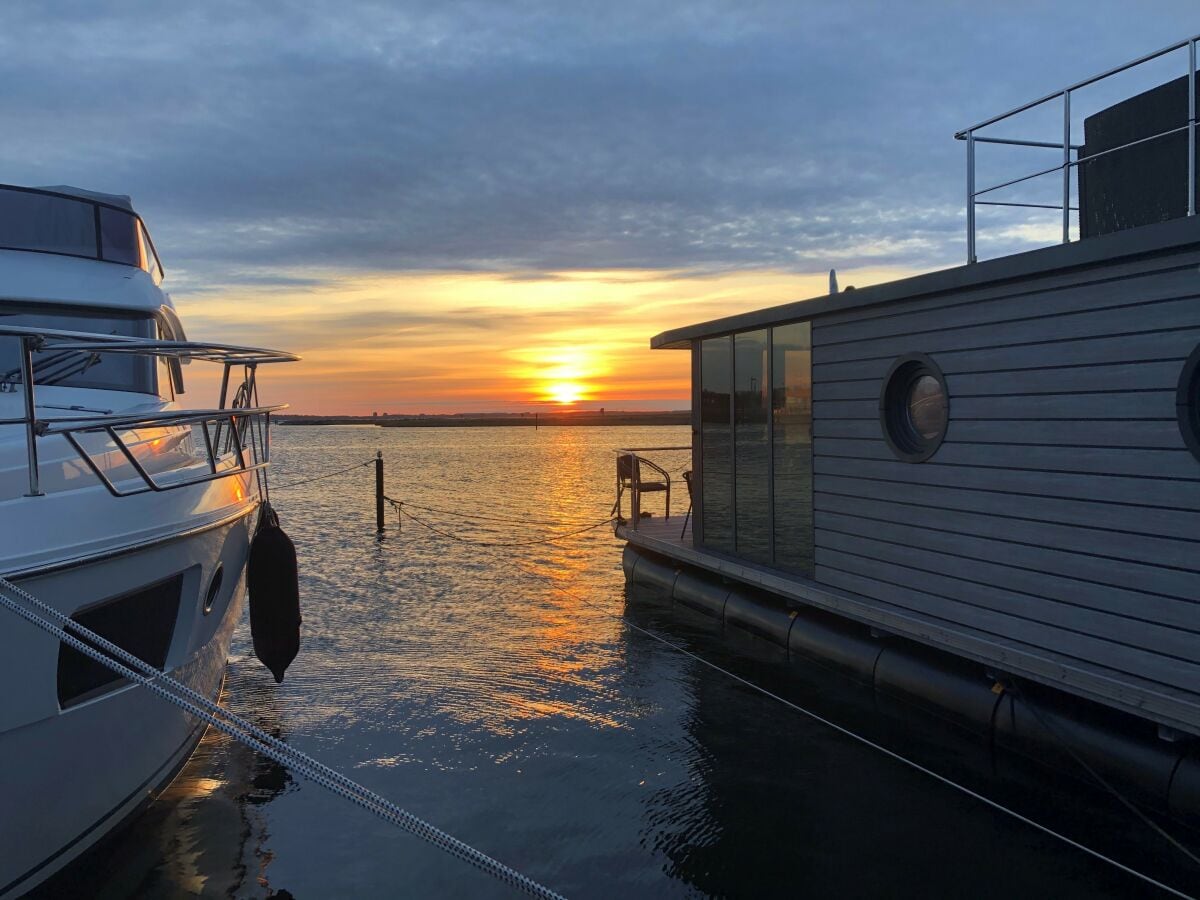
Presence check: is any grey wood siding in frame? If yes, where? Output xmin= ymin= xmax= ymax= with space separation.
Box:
xmin=811 ymin=250 xmax=1200 ymax=708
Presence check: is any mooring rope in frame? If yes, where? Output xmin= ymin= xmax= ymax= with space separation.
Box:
xmin=271 ymin=458 xmax=375 ymax=491
xmin=386 ymin=499 xmax=615 ymax=547
xmin=392 ymin=499 xmax=613 ymax=528
xmin=392 ymin=528 xmax=1197 ymax=899
xmin=0 ymin=575 xmax=565 ymax=900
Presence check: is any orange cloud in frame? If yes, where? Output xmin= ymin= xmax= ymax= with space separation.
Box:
xmin=172 ymin=266 xmax=919 ymax=414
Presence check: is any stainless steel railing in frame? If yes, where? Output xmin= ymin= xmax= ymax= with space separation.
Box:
xmin=0 ymin=326 xmax=297 ymax=498
xmin=956 ymin=33 xmax=1198 ymax=263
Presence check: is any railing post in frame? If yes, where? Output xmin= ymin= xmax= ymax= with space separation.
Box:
xmin=375 ymin=450 xmax=384 ymax=534
xmin=631 ymin=455 xmax=640 ymax=531
xmin=966 ymin=130 xmax=977 ymax=263
xmin=1189 ymin=39 xmax=1196 ymax=217
xmin=1062 ymin=89 xmax=1072 ymax=244
xmin=20 ymin=337 xmax=42 ymax=496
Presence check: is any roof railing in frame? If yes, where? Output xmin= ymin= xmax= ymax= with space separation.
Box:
xmin=956 ymin=34 xmax=1199 ymax=263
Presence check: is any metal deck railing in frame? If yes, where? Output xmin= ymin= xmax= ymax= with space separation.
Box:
xmin=957 ymin=34 xmax=1199 ymax=263
xmin=0 ymin=325 xmax=298 ymax=498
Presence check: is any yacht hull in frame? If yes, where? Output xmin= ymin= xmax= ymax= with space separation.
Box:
xmin=0 ymin=508 xmax=254 ymax=897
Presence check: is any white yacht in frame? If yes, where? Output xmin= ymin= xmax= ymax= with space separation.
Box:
xmin=0 ymin=184 xmax=296 ymax=895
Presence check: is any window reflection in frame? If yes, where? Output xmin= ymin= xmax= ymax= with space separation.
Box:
xmin=0 ymin=190 xmax=97 ymax=258
xmin=772 ymin=322 xmax=813 ymax=575
xmin=734 ymin=330 xmax=770 ymax=563
xmin=700 ymin=336 xmax=733 ymax=552
xmin=99 ymin=207 xmax=140 ymax=267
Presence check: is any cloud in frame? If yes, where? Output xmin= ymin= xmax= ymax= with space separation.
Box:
xmin=2 ymin=0 xmax=1194 ymax=286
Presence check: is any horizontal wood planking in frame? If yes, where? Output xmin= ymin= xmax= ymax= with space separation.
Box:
xmin=814 ymin=251 xmax=1200 ymax=331
xmin=815 ymin=510 xmax=1200 ymax=604
xmin=814 ymin=418 xmax=1187 ymax=448
xmin=815 ymin=557 xmax=1200 ymax=693
xmin=815 ymin=473 xmax=1200 ymax=541
xmin=815 ymin=392 xmax=1179 ymax=421
xmin=813 ymin=360 xmax=1187 ymax=401
xmin=814 ymin=455 xmax=1200 ymax=510
xmin=807 ymin=252 xmax=1200 ymax=715
xmin=813 ymin=296 xmax=1200 ymax=367
xmin=815 ymin=265 xmax=1200 ymax=345
xmin=815 ymin=487 xmax=1200 ymax=568
xmin=813 ymin=327 xmax=1200 ymax=381
xmin=815 ymin=542 xmax=1199 ymax=664
xmin=815 ymin=437 xmax=1199 ymax=480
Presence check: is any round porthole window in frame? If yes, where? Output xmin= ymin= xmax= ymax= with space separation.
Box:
xmin=203 ymin=563 xmax=224 ymax=615
xmin=1179 ymin=344 xmax=1200 ymax=462
xmin=880 ymin=354 xmax=949 ymax=462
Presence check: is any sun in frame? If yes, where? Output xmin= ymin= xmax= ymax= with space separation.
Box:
xmin=545 ymin=382 xmax=585 ymax=405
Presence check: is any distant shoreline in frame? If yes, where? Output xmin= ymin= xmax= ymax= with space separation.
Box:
xmin=278 ymin=411 xmax=690 ymax=428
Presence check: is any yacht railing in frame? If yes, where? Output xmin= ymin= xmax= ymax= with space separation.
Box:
xmin=956 ymin=33 xmax=1199 ymax=263
xmin=614 ymin=446 xmax=691 ymax=530
xmin=0 ymin=325 xmax=298 ymax=498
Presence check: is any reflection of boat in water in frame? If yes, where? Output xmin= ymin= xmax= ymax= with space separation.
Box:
xmin=0 ymin=184 xmax=296 ymax=896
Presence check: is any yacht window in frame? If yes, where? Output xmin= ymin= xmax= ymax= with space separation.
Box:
xmin=0 ymin=306 xmax=156 ymax=394
xmin=0 ymin=189 xmax=97 ymax=258
xmin=98 ymin=206 xmax=140 ymax=266
xmin=139 ymin=223 xmax=163 ymax=284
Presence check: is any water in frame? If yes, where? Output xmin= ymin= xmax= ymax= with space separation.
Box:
xmin=42 ymin=425 xmax=1195 ymax=898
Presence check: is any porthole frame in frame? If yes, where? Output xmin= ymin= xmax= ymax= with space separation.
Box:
xmin=1178 ymin=344 xmax=1200 ymax=462
xmin=879 ymin=353 xmax=949 ymax=463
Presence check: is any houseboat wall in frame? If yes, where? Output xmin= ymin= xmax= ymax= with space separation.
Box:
xmin=638 ymin=215 xmax=1200 ymax=738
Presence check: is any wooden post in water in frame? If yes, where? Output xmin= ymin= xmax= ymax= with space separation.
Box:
xmin=375 ymin=450 xmax=384 ymax=534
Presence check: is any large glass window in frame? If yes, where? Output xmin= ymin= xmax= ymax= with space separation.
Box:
xmin=0 ymin=306 xmax=156 ymax=394
xmin=734 ymin=329 xmax=770 ymax=563
xmin=695 ymin=321 xmax=813 ymax=576
xmin=772 ymin=322 xmax=813 ymax=574
xmin=0 ymin=190 xmax=97 ymax=258
xmin=700 ymin=336 xmax=733 ymax=552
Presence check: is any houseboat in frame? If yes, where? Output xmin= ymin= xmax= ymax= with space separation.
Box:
xmin=617 ymin=36 xmax=1200 ymax=823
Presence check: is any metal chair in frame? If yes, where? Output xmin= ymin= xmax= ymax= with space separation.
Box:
xmin=615 ymin=452 xmax=670 ymax=523
xmin=680 ymin=470 xmax=693 ymax=539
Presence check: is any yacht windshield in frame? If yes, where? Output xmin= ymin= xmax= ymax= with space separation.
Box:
xmin=0 ymin=186 xmax=163 ymax=283
xmin=0 ymin=307 xmax=156 ymax=394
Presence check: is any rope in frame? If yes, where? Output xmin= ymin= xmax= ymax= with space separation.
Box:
xmin=271 ymin=459 xmax=374 ymax=491
xmin=392 ymin=500 xmax=613 ymax=528
xmin=1003 ymin=681 xmax=1200 ymax=870
xmin=0 ymin=575 xmax=565 ymax=900
xmin=386 ymin=499 xmax=615 ymax=547
xmin=395 ymin=529 xmax=1197 ymax=899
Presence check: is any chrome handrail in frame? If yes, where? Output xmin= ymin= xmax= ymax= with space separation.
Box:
xmin=1 ymin=327 xmax=297 ymax=497
xmin=956 ymin=33 xmax=1199 ymax=263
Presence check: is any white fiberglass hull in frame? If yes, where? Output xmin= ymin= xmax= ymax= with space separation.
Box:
xmin=0 ymin=508 xmax=254 ymax=897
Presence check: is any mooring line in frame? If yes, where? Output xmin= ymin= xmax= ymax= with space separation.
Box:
xmin=387 ymin=499 xmax=615 ymax=547
xmin=391 ymin=526 xmax=1196 ymax=899
xmin=391 ymin=499 xmax=614 ymax=528
xmin=271 ymin=458 xmax=375 ymax=490
xmin=0 ymin=575 xmax=565 ymax=900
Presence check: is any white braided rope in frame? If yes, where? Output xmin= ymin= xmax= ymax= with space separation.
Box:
xmin=0 ymin=575 xmax=565 ymax=900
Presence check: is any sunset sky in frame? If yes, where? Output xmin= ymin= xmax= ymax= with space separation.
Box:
xmin=2 ymin=2 xmax=1196 ymax=413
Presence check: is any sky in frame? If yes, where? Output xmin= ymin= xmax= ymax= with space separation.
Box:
xmin=2 ymin=1 xmax=1198 ymax=413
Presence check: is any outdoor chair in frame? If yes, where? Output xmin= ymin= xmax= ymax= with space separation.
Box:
xmin=680 ymin=470 xmax=693 ymax=538
xmin=615 ymin=452 xmax=670 ymax=522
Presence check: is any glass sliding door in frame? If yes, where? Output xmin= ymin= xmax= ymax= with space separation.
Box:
xmin=734 ymin=329 xmax=770 ymax=563
xmin=700 ymin=336 xmax=733 ymax=552
xmin=771 ymin=322 xmax=814 ymax=574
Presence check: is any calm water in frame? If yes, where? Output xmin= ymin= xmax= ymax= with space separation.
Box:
xmin=44 ymin=425 xmax=1196 ymax=898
